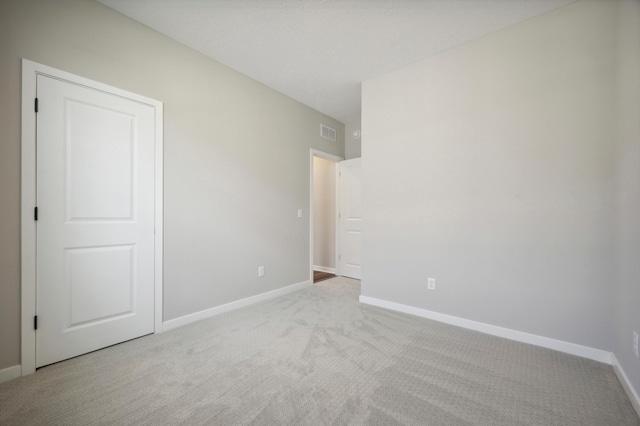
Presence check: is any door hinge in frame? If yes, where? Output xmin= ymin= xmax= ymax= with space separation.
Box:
xmin=34 ymin=316 xmax=38 ymax=330
xmin=34 ymin=206 xmax=38 ymax=221
xmin=35 ymin=98 xmax=38 ymax=113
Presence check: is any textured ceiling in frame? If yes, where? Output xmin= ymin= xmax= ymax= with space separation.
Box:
xmin=97 ymin=0 xmax=575 ymax=124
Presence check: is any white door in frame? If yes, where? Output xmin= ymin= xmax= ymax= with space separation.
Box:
xmin=36 ymin=75 xmax=156 ymax=367
xmin=338 ymin=158 xmax=362 ymax=279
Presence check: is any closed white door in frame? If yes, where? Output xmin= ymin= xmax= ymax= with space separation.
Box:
xmin=338 ymin=158 xmax=362 ymax=279
xmin=36 ymin=74 xmax=156 ymax=367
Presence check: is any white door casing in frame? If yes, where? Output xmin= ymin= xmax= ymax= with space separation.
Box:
xmin=338 ymin=158 xmax=362 ymax=279
xmin=21 ymin=60 xmax=163 ymax=374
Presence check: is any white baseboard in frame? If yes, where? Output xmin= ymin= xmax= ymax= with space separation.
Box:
xmin=163 ymin=280 xmax=312 ymax=332
xmin=359 ymin=295 xmax=612 ymax=364
xmin=313 ymin=265 xmax=336 ymax=274
xmin=612 ymin=354 xmax=640 ymax=417
xmin=0 ymin=365 xmax=22 ymax=384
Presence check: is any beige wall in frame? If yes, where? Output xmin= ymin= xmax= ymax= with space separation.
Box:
xmin=313 ymin=157 xmax=337 ymax=270
xmin=362 ymin=0 xmax=617 ymax=351
xmin=613 ymin=0 xmax=640 ymax=397
xmin=0 ymin=0 xmax=344 ymax=371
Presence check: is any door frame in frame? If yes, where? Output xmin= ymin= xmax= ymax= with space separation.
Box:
xmin=20 ymin=59 xmax=164 ymax=376
xmin=309 ymin=149 xmax=343 ymax=282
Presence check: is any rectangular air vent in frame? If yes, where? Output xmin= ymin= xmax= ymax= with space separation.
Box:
xmin=320 ymin=124 xmax=336 ymax=142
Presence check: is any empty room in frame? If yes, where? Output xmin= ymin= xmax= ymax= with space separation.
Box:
xmin=1 ymin=0 xmax=639 ymax=424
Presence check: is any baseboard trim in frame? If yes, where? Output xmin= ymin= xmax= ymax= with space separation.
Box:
xmin=313 ymin=265 xmax=336 ymax=274
xmin=163 ymin=280 xmax=312 ymax=332
xmin=359 ymin=295 xmax=612 ymax=364
xmin=612 ymin=354 xmax=640 ymax=417
xmin=0 ymin=365 xmax=22 ymax=384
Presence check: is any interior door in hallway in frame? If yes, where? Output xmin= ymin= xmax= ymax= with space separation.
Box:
xmin=338 ymin=158 xmax=362 ymax=279
xmin=36 ymin=74 xmax=156 ymax=367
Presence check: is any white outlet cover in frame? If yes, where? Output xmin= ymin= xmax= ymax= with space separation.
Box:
xmin=427 ymin=278 xmax=436 ymax=290
xmin=633 ymin=331 xmax=639 ymax=357
xmin=297 ymin=209 xmax=302 ymax=218
xmin=258 ymin=266 xmax=264 ymax=277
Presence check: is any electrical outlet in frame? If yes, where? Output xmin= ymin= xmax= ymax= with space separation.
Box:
xmin=258 ymin=266 xmax=264 ymax=277
xmin=633 ymin=331 xmax=639 ymax=358
xmin=427 ymin=278 xmax=436 ymax=291
xmin=297 ymin=209 xmax=303 ymax=218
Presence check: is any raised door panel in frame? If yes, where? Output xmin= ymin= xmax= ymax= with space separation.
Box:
xmin=66 ymin=245 xmax=135 ymax=327
xmin=66 ymin=100 xmax=135 ymax=221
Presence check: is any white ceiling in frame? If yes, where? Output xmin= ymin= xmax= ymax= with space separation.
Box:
xmin=97 ymin=0 xmax=575 ymax=124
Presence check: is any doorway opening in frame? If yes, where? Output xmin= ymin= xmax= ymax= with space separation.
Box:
xmin=309 ymin=150 xmax=342 ymax=283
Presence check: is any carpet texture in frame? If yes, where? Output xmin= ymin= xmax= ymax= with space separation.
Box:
xmin=1 ymin=277 xmax=638 ymax=425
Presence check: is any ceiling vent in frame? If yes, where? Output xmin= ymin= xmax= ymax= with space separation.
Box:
xmin=320 ymin=124 xmax=336 ymax=142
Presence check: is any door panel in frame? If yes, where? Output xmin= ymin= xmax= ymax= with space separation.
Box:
xmin=66 ymin=245 xmax=135 ymax=327
xmin=36 ymin=75 xmax=155 ymax=367
xmin=66 ymin=99 xmax=135 ymax=221
xmin=339 ymin=158 xmax=362 ymax=279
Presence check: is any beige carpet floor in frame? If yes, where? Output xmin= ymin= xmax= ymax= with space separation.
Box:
xmin=0 ymin=277 xmax=638 ymax=425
